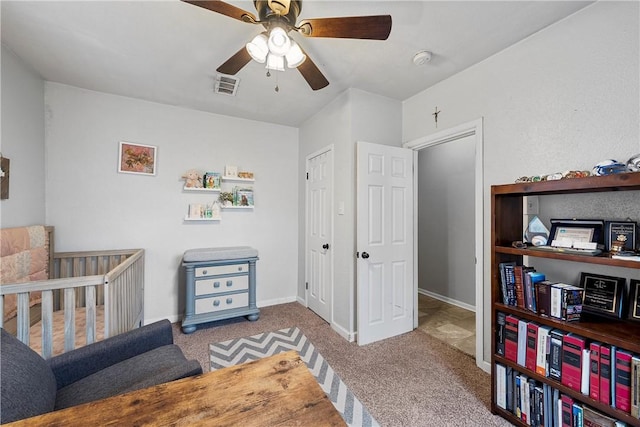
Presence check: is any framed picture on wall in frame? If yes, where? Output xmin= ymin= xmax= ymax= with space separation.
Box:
xmin=118 ymin=141 xmax=157 ymax=176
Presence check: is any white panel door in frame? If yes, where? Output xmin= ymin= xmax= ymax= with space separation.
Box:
xmin=356 ymin=141 xmax=414 ymax=345
xmin=306 ymin=148 xmax=333 ymax=323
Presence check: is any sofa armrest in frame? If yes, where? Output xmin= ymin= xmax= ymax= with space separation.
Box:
xmin=48 ymin=319 xmax=174 ymax=389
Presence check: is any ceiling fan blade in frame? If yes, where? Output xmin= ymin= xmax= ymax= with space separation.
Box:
xmin=297 ymin=54 xmax=329 ymax=91
xmin=297 ymin=15 xmax=392 ymax=40
xmin=182 ymin=0 xmax=258 ymax=24
xmin=216 ymin=47 xmax=252 ymax=75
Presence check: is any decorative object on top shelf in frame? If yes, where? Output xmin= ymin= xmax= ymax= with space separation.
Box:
xmin=182 ymin=169 xmax=204 ymax=188
xmin=592 ymin=159 xmax=628 ymax=176
xmin=627 ymin=153 xmax=640 ymax=172
xmin=237 ymin=171 xmax=254 ymax=179
xmin=580 ymin=272 xmax=627 ymax=319
xmin=203 ymin=172 xmax=222 ymax=189
xmin=515 ymin=170 xmax=591 ymax=183
xmin=224 ymin=165 xmax=238 ymax=178
xmin=118 ymin=142 xmax=157 ymax=176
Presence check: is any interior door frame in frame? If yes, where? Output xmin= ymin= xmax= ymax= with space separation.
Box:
xmin=304 ymin=144 xmax=335 ymax=323
xmin=404 ymin=118 xmax=487 ymax=372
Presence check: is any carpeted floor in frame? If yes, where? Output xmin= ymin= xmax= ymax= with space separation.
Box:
xmin=172 ymin=302 xmax=513 ymax=427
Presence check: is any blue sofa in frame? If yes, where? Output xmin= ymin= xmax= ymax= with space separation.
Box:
xmin=1 ymin=319 xmax=202 ymax=423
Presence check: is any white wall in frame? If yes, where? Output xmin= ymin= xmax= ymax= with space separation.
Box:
xmin=403 ymin=2 xmax=640 ymax=364
xmin=0 ymin=45 xmax=46 ymax=228
xmin=298 ymin=88 xmax=401 ymax=339
xmin=44 ymin=83 xmax=300 ymax=324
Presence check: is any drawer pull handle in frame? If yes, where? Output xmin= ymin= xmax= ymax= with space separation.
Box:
xmin=226 ymin=298 xmax=233 ymax=304
xmin=213 ymin=300 xmax=220 ymax=307
xmin=202 ymin=270 xmax=207 ymax=275
xmin=226 ymin=280 xmax=233 ymax=287
xmin=214 ymin=282 xmax=220 ymax=288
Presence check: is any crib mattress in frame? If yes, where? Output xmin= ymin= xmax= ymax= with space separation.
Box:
xmin=29 ymin=306 xmax=105 ymax=357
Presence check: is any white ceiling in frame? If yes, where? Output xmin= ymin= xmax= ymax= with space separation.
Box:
xmin=1 ymin=0 xmax=594 ymax=127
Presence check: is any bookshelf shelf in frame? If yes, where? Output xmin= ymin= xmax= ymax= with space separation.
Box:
xmin=490 ymin=172 xmax=640 ymax=427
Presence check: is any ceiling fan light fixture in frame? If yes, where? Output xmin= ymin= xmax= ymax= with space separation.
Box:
xmin=265 ymin=53 xmax=285 ymax=71
xmin=267 ymin=26 xmax=291 ymax=56
xmin=285 ymin=40 xmax=306 ymax=68
xmin=246 ymin=34 xmax=269 ymax=63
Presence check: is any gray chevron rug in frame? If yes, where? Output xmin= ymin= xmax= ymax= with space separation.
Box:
xmin=209 ymin=326 xmax=379 ymax=427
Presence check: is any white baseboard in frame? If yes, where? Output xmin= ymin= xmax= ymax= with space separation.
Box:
xmin=418 ymin=288 xmax=475 ymax=312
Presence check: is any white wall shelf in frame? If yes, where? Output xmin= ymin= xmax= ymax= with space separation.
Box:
xmin=221 ymin=177 xmax=255 ymax=183
xmin=221 ymin=205 xmax=253 ymax=210
xmin=184 ymin=216 xmax=221 ymax=222
xmin=183 ymin=186 xmax=220 ymax=193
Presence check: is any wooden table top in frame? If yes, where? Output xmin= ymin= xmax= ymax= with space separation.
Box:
xmin=8 ymin=350 xmax=346 ymax=427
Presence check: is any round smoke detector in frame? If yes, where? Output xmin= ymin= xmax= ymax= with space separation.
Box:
xmin=413 ymin=50 xmax=432 ymax=66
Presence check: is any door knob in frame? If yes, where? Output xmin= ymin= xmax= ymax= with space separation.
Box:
xmin=322 ymin=243 xmax=329 ymax=250
xmin=361 ymin=252 xmax=370 ymax=259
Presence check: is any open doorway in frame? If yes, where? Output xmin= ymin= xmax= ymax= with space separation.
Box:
xmin=405 ymin=119 xmax=485 ymax=369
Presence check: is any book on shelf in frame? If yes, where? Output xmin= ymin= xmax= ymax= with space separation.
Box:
xmin=573 ymin=402 xmax=584 ymax=427
xmin=600 ymin=344 xmax=612 ymax=406
xmin=590 ymin=342 xmax=602 ymax=401
xmin=615 ymin=349 xmax=632 ymax=413
xmin=543 ymin=383 xmax=552 ymax=427
xmin=496 ymin=363 xmax=507 ymax=410
xmin=513 ymin=265 xmax=526 ymax=309
xmin=496 ymin=311 xmax=506 ymax=357
xmin=526 ymin=322 xmax=540 ymax=372
xmin=526 ymin=271 xmax=546 ymax=313
xmin=549 ymin=329 xmax=566 ymax=382
xmin=562 ymin=333 xmax=587 ymax=392
xmin=582 ymin=405 xmax=618 ymax=427
xmin=520 ymin=373 xmax=530 ymax=424
xmin=561 ymin=394 xmax=574 ymax=427
xmin=505 ymin=314 xmax=520 ymax=363
xmin=536 ymin=325 xmax=553 ymax=376
xmin=632 ymin=355 xmax=640 ymax=418
xmin=506 ymin=366 xmax=515 ymax=413
xmin=582 ymin=348 xmax=591 ymax=395
xmin=518 ymin=319 xmax=528 ymax=367
xmin=499 ymin=261 xmax=517 ymax=305
xmin=536 ymin=280 xmax=554 ymax=317
xmin=553 ymin=387 xmax=560 ymax=427
xmin=612 ymin=346 xmax=617 ymax=409
xmin=515 ymin=374 xmax=523 ymax=420
xmin=534 ymin=384 xmax=544 ymax=427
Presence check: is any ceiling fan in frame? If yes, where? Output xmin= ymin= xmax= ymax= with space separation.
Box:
xmin=183 ymin=0 xmax=392 ymax=90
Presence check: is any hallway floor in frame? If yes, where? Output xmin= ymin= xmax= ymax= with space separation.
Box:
xmin=417 ymin=293 xmax=476 ymax=357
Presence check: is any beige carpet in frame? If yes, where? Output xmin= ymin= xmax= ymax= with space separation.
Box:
xmin=172 ymin=302 xmax=513 ymax=427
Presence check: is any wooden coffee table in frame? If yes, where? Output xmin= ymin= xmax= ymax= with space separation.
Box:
xmin=7 ymin=350 xmax=346 ymax=426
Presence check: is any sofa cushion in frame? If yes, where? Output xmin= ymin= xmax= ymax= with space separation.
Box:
xmin=1 ymin=329 xmax=58 ymax=423
xmin=54 ymin=344 xmax=202 ymax=410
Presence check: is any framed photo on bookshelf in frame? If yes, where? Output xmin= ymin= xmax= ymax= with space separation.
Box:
xmin=118 ymin=142 xmax=157 ymax=176
xmin=580 ymin=272 xmax=627 ymax=319
xmin=629 ymin=279 xmax=640 ymax=322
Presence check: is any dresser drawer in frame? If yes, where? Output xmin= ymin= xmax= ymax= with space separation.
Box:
xmin=195 ymin=275 xmax=249 ymax=296
xmin=195 ymin=293 xmax=249 ymax=314
xmin=195 ymin=263 xmax=248 ymax=278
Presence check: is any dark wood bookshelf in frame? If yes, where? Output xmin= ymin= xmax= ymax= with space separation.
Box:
xmin=490 ymin=172 xmax=640 ymax=427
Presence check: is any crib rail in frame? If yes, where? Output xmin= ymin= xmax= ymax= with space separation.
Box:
xmin=0 ymin=249 xmax=144 ymax=359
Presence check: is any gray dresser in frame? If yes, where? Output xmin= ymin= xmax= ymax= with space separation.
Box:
xmin=181 ymin=246 xmax=259 ymax=334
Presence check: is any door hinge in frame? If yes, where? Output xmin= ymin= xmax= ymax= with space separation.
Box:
xmin=305 ymin=282 xmax=308 ymax=290
xmin=306 ymin=172 xmax=309 ymax=180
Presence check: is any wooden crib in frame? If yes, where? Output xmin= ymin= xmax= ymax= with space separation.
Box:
xmin=0 ymin=226 xmax=145 ymax=358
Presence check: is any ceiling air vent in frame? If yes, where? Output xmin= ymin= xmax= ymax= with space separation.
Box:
xmin=214 ymin=74 xmax=239 ymax=96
